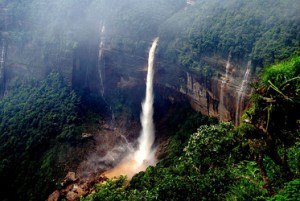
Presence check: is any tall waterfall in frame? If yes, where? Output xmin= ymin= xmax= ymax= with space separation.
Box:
xmin=98 ymin=25 xmax=105 ymax=97
xmin=134 ymin=37 xmax=159 ymax=166
xmin=0 ymin=40 xmax=6 ymax=96
xmin=235 ymin=61 xmax=251 ymax=125
xmin=104 ymin=37 xmax=159 ymax=179
xmin=219 ymin=54 xmax=231 ymax=120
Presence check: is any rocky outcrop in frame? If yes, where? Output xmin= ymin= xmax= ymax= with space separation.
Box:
xmin=0 ymin=0 xmax=253 ymax=124
xmin=48 ymin=172 xmax=106 ymax=201
xmin=48 ymin=191 xmax=60 ymax=201
xmin=176 ymin=57 xmax=253 ymax=123
xmin=1 ymin=33 xmax=252 ymax=124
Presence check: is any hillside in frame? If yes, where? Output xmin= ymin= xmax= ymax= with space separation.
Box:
xmin=0 ymin=0 xmax=299 ymax=200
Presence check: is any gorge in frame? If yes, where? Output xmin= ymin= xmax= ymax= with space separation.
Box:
xmin=104 ymin=37 xmax=159 ymax=179
xmin=0 ymin=0 xmax=299 ymax=201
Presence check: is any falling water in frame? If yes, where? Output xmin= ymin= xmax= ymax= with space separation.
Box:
xmin=0 ymin=10 xmax=6 ymax=96
xmin=134 ymin=37 xmax=159 ymax=166
xmin=97 ymin=24 xmax=116 ymax=124
xmin=219 ymin=54 xmax=231 ymax=120
xmin=98 ymin=25 xmax=106 ymax=97
xmin=235 ymin=61 xmax=251 ymax=125
xmin=0 ymin=41 xmax=5 ymax=70
xmin=104 ymin=37 xmax=159 ymax=179
xmin=0 ymin=40 xmax=5 ymax=94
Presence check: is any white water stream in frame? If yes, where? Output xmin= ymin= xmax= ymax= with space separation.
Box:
xmin=235 ymin=61 xmax=251 ymax=125
xmin=104 ymin=37 xmax=159 ymax=179
xmin=219 ymin=54 xmax=231 ymax=120
xmin=98 ymin=25 xmax=105 ymax=97
xmin=134 ymin=37 xmax=159 ymax=166
xmin=0 ymin=40 xmax=5 ymax=96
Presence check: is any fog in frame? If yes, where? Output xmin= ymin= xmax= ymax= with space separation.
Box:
xmin=1 ymin=0 xmax=298 ymax=59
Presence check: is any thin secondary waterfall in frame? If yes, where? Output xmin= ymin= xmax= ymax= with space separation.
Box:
xmin=0 ymin=11 xmax=6 ymax=97
xmin=98 ymin=24 xmax=105 ymax=97
xmin=235 ymin=61 xmax=251 ymax=125
xmin=0 ymin=41 xmax=5 ymax=71
xmin=97 ymin=24 xmax=115 ymax=122
xmin=134 ymin=37 xmax=159 ymax=166
xmin=219 ymin=54 xmax=231 ymax=120
xmin=104 ymin=37 xmax=159 ymax=179
xmin=0 ymin=40 xmax=6 ymax=96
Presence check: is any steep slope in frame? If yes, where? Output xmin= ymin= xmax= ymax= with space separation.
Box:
xmin=0 ymin=1 xmax=299 ymax=200
xmin=1 ymin=0 xmax=299 ymax=123
xmin=81 ymin=56 xmax=300 ymax=201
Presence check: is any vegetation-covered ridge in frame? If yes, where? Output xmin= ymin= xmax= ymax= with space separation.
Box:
xmin=0 ymin=0 xmax=299 ymax=200
xmin=0 ymin=73 xmax=83 ymax=201
xmin=82 ymin=56 xmax=300 ymax=201
xmin=159 ymin=0 xmax=299 ymax=71
xmin=2 ymin=0 xmax=299 ymax=70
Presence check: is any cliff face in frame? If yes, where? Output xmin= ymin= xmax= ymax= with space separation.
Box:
xmin=3 ymin=39 xmax=74 ymax=89
xmin=88 ymin=41 xmax=253 ymax=123
xmin=1 ymin=34 xmax=252 ymax=124
xmin=1 ymin=0 xmax=298 ymax=123
xmin=2 ymin=0 xmax=284 ymax=124
xmin=178 ymin=57 xmax=253 ymax=123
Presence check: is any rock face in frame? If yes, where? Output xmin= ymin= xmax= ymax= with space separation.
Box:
xmin=61 ymin=172 xmax=78 ymax=187
xmin=48 ymin=191 xmax=60 ymax=201
xmin=97 ymin=45 xmax=252 ymax=124
xmin=176 ymin=57 xmax=253 ymax=123
xmin=1 ymin=36 xmax=252 ymax=124
xmin=0 ymin=2 xmax=252 ymax=125
xmin=48 ymin=171 xmax=106 ymax=201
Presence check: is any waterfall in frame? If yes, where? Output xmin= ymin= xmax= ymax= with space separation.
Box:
xmin=98 ymin=24 xmax=105 ymax=97
xmin=134 ymin=37 xmax=159 ymax=166
xmin=0 ymin=10 xmax=6 ymax=97
xmin=104 ymin=37 xmax=159 ymax=179
xmin=0 ymin=40 xmax=5 ymax=96
xmin=97 ymin=24 xmax=115 ymax=123
xmin=219 ymin=54 xmax=231 ymax=120
xmin=235 ymin=61 xmax=251 ymax=125
xmin=0 ymin=40 xmax=5 ymax=70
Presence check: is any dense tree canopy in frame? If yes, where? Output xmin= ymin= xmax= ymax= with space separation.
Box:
xmin=0 ymin=1 xmax=299 ymax=200
xmin=82 ymin=57 xmax=300 ymax=201
xmin=0 ymin=73 xmax=81 ymax=200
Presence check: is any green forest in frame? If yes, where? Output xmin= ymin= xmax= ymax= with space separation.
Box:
xmin=0 ymin=73 xmax=81 ymax=200
xmin=82 ymin=57 xmax=300 ymax=201
xmin=0 ymin=0 xmax=299 ymax=201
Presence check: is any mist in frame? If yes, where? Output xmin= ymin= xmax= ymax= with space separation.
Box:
xmin=0 ymin=0 xmax=299 ymax=200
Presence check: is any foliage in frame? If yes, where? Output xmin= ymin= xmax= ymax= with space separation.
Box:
xmin=83 ymin=57 xmax=300 ymax=201
xmin=82 ymin=122 xmax=236 ymax=201
xmin=1 ymin=1 xmax=299 ymax=200
xmin=261 ymin=56 xmax=300 ymax=86
xmin=158 ymin=0 xmax=299 ymax=73
xmin=268 ymin=179 xmax=300 ymax=201
xmin=83 ymin=176 xmax=128 ymax=201
xmin=184 ymin=123 xmax=235 ymax=168
xmin=226 ymin=161 xmax=268 ymax=201
xmin=241 ymin=56 xmax=300 ymax=178
xmin=0 ymin=73 xmax=81 ymax=201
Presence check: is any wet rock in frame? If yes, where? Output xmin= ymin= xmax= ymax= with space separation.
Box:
xmin=73 ymin=184 xmax=85 ymax=196
xmin=82 ymin=133 xmax=93 ymax=139
xmin=49 ymin=172 xmax=107 ymax=201
xmin=66 ymin=191 xmax=79 ymax=201
xmin=47 ymin=190 xmax=60 ymax=201
xmin=61 ymin=172 xmax=77 ymax=187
